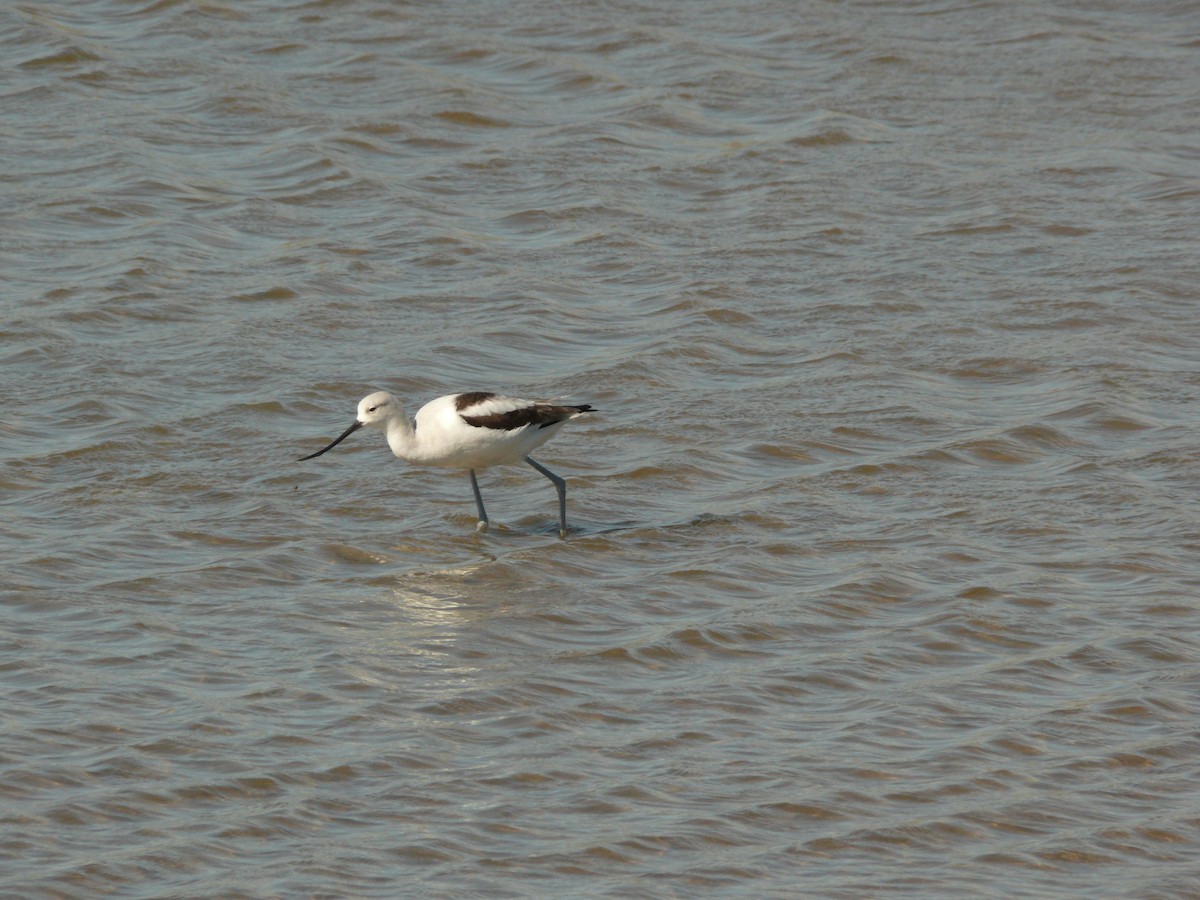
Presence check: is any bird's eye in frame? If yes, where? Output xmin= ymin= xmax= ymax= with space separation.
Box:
xmin=368 ymin=406 xmax=377 ymax=413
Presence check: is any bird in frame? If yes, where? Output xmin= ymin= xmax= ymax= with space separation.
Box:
xmin=298 ymin=390 xmax=594 ymax=538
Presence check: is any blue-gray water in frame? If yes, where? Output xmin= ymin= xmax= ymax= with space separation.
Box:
xmin=4 ymin=1 xmax=1200 ymax=896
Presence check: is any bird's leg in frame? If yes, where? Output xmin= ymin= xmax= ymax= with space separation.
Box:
xmin=525 ymin=456 xmax=568 ymax=538
xmin=468 ymin=470 xmax=489 ymax=532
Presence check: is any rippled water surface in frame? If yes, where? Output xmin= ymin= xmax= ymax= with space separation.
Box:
xmin=4 ymin=0 xmax=1200 ymax=896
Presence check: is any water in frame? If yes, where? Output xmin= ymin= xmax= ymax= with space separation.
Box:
xmin=4 ymin=1 xmax=1200 ymax=896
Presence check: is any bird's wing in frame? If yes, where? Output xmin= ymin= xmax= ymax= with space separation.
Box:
xmin=454 ymin=394 xmax=574 ymax=431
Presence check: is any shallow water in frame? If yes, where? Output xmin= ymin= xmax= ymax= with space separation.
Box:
xmin=4 ymin=1 xmax=1200 ymax=896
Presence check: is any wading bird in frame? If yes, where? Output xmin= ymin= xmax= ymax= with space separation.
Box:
xmin=299 ymin=390 xmax=594 ymax=538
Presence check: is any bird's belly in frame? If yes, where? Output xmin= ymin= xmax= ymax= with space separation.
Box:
xmin=413 ymin=422 xmax=559 ymax=469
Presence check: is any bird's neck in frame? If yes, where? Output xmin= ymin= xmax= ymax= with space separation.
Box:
xmin=383 ymin=413 xmax=420 ymax=461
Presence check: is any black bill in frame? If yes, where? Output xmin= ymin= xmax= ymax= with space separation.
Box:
xmin=298 ymin=420 xmax=364 ymax=461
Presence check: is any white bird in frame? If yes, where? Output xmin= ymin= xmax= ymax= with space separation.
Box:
xmin=299 ymin=390 xmax=594 ymax=538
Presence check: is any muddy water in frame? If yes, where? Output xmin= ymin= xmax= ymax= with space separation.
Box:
xmin=4 ymin=1 xmax=1200 ymax=896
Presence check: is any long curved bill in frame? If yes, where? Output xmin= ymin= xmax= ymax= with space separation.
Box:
xmin=298 ymin=420 xmax=363 ymax=461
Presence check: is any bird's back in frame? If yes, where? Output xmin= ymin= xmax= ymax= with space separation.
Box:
xmin=412 ymin=392 xmax=589 ymax=469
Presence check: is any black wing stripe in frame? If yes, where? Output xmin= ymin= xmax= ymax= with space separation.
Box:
xmin=454 ymin=392 xmax=497 ymax=411
xmin=462 ymin=404 xmax=592 ymax=431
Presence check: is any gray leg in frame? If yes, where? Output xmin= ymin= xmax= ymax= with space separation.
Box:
xmin=525 ymin=456 xmax=568 ymax=538
xmin=468 ymin=470 xmax=488 ymax=532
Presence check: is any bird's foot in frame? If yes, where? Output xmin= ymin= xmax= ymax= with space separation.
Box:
xmin=476 ymin=520 xmax=489 ymax=533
